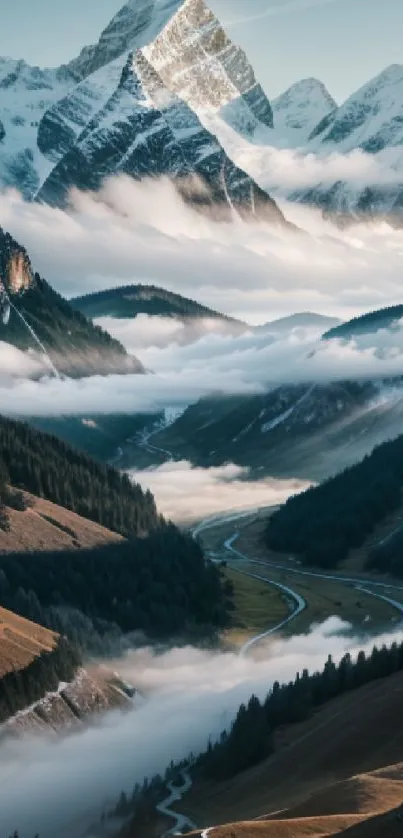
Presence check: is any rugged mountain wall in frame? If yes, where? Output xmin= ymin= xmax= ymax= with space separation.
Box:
xmin=37 ymin=52 xmax=286 ymax=224
xmin=0 ymin=227 xmax=145 ymax=377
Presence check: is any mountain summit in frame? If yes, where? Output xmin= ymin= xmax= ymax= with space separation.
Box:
xmin=0 ymin=0 xmax=286 ymax=225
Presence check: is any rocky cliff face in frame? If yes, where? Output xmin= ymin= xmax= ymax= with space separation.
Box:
xmin=3 ymin=668 xmax=130 ymax=738
xmin=37 ymin=52 xmax=286 ymax=224
xmin=0 ymin=227 xmax=145 ymax=377
xmin=0 ymin=229 xmax=33 ymax=295
xmin=142 ymin=0 xmax=273 ymax=138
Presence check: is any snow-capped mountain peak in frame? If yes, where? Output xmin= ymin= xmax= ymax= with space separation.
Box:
xmin=272 ymin=77 xmax=336 ymax=147
xmin=142 ymin=0 xmax=274 ymax=138
xmin=67 ymin=0 xmax=183 ymax=81
xmin=0 ymin=0 xmax=284 ymax=224
xmin=309 ymin=63 xmax=403 ymax=152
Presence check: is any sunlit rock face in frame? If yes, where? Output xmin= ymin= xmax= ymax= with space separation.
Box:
xmin=142 ymin=0 xmax=274 ymax=137
xmin=0 ymin=229 xmax=33 ymax=296
xmin=1 ymin=0 xmax=284 ymax=224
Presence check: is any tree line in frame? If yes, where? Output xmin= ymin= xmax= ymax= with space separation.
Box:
xmin=0 ymin=531 xmax=230 ymax=650
xmin=196 ymin=639 xmax=403 ymax=781
xmin=0 ymin=414 xmax=158 ymax=537
xmin=265 ymin=432 xmax=403 ymax=568
xmin=0 ymin=636 xmax=80 ymax=723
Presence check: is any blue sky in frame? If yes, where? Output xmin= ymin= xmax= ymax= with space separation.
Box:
xmin=0 ymin=0 xmax=401 ymax=101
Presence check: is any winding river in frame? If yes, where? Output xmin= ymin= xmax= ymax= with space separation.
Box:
xmin=156 ymin=507 xmax=403 ymax=836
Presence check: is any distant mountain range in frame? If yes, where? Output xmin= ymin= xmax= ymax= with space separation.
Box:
xmin=0 ymin=227 xmax=144 ymax=377
xmin=2 ymin=1 xmax=403 ymax=222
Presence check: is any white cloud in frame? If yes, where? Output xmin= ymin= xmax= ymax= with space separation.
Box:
xmin=0 ymin=341 xmax=44 ymax=379
xmin=127 ymin=460 xmax=310 ymax=522
xmin=4 ymin=319 xmax=403 ymax=420
xmin=2 ymin=176 xmax=403 ymax=327
xmin=1 ymin=620 xmax=403 ymax=838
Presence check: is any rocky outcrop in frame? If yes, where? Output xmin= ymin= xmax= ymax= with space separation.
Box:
xmin=0 ymin=226 xmax=145 ymax=377
xmin=0 ymin=228 xmax=33 ymax=295
xmin=4 ymin=669 xmax=131 ymax=738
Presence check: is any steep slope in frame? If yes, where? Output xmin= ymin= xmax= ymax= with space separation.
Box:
xmin=0 ymin=607 xmax=131 ymax=733
xmin=141 ymin=0 xmax=274 ymax=139
xmin=296 ymin=65 xmax=403 ymax=221
xmin=265 ymin=427 xmax=403 ymax=570
xmin=0 ymin=227 xmax=144 ymax=376
xmin=0 ymin=413 xmax=158 ymax=538
xmin=0 ymin=58 xmax=76 ymax=197
xmin=0 ymin=606 xmax=79 ymax=724
xmin=39 ymin=0 xmax=274 ymax=169
xmin=37 ymin=51 xmax=285 ymax=224
xmin=66 ymin=0 xmax=183 ymax=81
xmin=183 ymin=671 xmax=403 ymax=828
xmin=0 ymin=414 xmax=230 ymax=648
xmin=0 ymin=489 xmax=123 ymax=553
xmin=272 ymin=78 xmax=336 ymax=147
xmin=147 ymin=382 xmax=375 ymax=471
xmin=71 ymin=283 xmax=245 ymax=323
xmin=323 ymin=304 xmax=403 ymax=341
xmin=309 ymin=65 xmax=403 ymax=153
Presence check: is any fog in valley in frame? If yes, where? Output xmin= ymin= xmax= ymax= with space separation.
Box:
xmin=2 ymin=619 xmax=402 ymax=838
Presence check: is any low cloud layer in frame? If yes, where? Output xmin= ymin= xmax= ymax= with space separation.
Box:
xmin=1 ymin=620 xmax=402 ymax=838
xmin=127 ymin=460 xmax=310 ymax=522
xmin=2 ymin=175 xmax=403 ymax=326
xmin=3 ymin=318 xmax=403 ymax=419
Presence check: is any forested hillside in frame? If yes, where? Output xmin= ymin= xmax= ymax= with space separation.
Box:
xmin=197 ymin=640 xmax=403 ymax=781
xmin=0 ymin=227 xmax=144 ymax=377
xmin=72 ymin=284 xmax=240 ymax=322
xmin=323 ymin=303 xmax=403 ymax=341
xmin=0 ymin=415 xmax=158 ymax=537
xmin=265 ymin=432 xmax=403 ymax=568
xmin=0 ymin=532 xmax=229 ymax=643
xmin=0 ymin=616 xmax=80 ymax=723
xmin=0 ymin=416 xmax=230 ymax=646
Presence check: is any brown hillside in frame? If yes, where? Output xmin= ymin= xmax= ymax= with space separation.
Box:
xmin=275 ymin=773 xmax=403 ymax=820
xmin=336 ymin=805 xmax=403 ymax=837
xmin=0 ymin=490 xmax=123 ymax=553
xmin=0 ymin=605 xmax=58 ymax=678
xmin=189 ymin=815 xmax=365 ymax=837
xmin=184 ymin=671 xmax=403 ymax=827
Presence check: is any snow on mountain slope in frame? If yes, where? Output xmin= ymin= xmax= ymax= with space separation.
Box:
xmin=309 ymin=64 xmax=403 ymax=153
xmin=38 ymin=0 xmax=274 ymax=180
xmin=142 ymin=0 xmax=273 ymax=139
xmin=272 ymin=78 xmax=336 ymax=148
xmin=37 ymin=52 xmax=286 ymax=225
xmin=0 ymin=59 xmax=76 ymax=197
xmin=67 ymin=0 xmax=183 ymax=81
xmin=37 ymin=57 xmax=127 ymax=164
xmin=38 ymin=0 xmax=185 ymax=166
xmin=283 ymin=65 xmax=403 ymax=221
